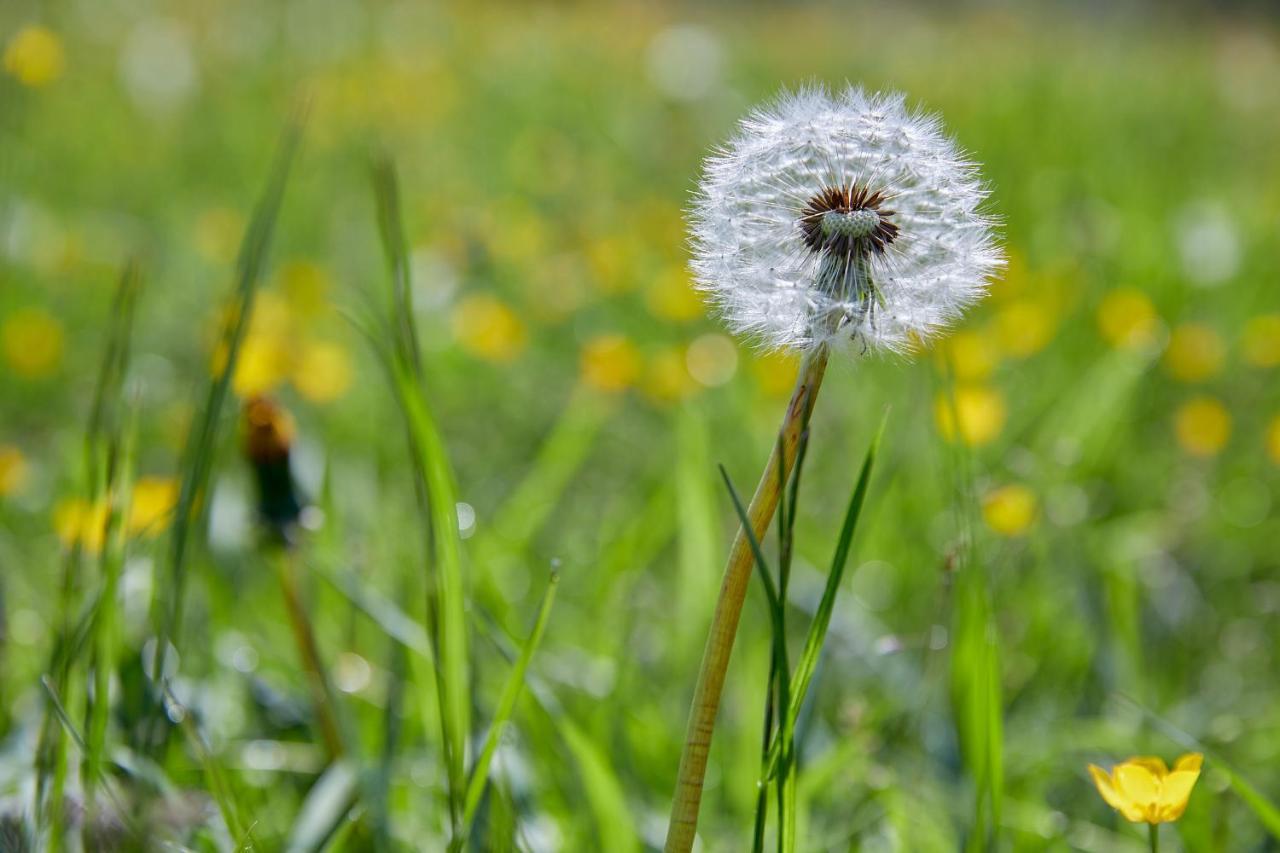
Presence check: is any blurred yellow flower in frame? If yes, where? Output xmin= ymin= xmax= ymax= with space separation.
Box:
xmin=129 ymin=477 xmax=179 ymax=536
xmin=231 ymin=333 xmax=291 ymax=397
xmin=993 ymin=299 xmax=1056 ymax=358
xmin=686 ymin=334 xmax=738 ymax=388
xmin=1267 ymin=415 xmax=1280 ymax=465
xmin=1098 ymin=288 xmax=1159 ymax=350
xmin=1088 ymin=754 xmax=1202 ymax=824
xmin=451 ymin=294 xmax=528 ymax=364
xmin=934 ymin=385 xmax=1007 ymax=447
xmin=193 ymin=207 xmax=245 ymax=265
xmin=4 ymin=25 xmax=65 ymax=88
xmin=749 ymin=351 xmax=800 ymax=397
xmin=942 ymin=329 xmax=999 ymax=381
xmin=1174 ymin=396 xmax=1231 ymax=457
xmin=580 ymin=334 xmax=641 ymax=393
xmin=54 ymin=499 xmax=108 ymax=552
xmin=54 ymin=477 xmax=179 ymax=552
xmin=278 ymin=260 xmax=331 ymax=319
xmin=642 ymin=347 xmax=699 ymax=405
xmin=1163 ymin=323 xmax=1225 ymax=382
xmin=982 ymin=484 xmax=1037 ymax=537
xmin=646 ymin=266 xmax=703 ymax=322
xmin=0 ymin=446 xmax=29 ymax=497
xmin=586 ymin=236 xmax=641 ymax=293
xmin=293 ymin=340 xmax=353 ymax=403
xmin=1242 ymin=314 xmax=1280 ymax=368
xmin=2 ymin=307 xmax=65 ymax=379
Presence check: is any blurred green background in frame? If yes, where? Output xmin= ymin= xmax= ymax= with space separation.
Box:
xmin=2 ymin=1 xmax=1279 ymax=850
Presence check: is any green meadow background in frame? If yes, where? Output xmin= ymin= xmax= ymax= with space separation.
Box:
xmin=2 ymin=1 xmax=1279 ymax=850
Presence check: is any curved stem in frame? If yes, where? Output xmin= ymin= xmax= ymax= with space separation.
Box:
xmin=665 ymin=344 xmax=830 ymax=853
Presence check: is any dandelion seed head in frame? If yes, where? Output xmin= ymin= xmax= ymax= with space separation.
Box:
xmin=690 ymin=85 xmax=1003 ymax=353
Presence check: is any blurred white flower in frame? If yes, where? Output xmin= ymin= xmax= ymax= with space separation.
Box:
xmin=119 ymin=18 xmax=199 ymax=114
xmin=1174 ymin=200 xmax=1240 ymax=287
xmin=690 ymin=86 xmax=1002 ymax=353
xmin=646 ymin=24 xmax=724 ymax=101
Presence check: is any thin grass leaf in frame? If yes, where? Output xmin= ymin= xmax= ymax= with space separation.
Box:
xmin=760 ymin=417 xmax=883 ymax=782
xmin=559 ymin=720 xmax=641 ymax=853
xmin=463 ymin=571 xmax=560 ymax=829
xmin=284 ymin=759 xmax=361 ymax=853
xmin=163 ymin=683 xmax=253 ymax=846
xmin=371 ymin=154 xmax=470 ymax=832
xmin=150 ymin=111 xmax=306 ymax=739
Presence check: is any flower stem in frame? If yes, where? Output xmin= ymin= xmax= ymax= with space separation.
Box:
xmin=665 ymin=344 xmax=830 ymax=853
xmin=1149 ymin=823 xmax=1160 ymax=853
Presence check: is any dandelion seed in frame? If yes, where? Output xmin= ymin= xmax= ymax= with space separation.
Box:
xmin=1088 ymin=754 xmax=1203 ymax=824
xmin=689 ymin=86 xmax=1001 ymax=353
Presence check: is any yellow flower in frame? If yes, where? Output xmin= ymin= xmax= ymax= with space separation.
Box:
xmin=1174 ymin=396 xmax=1231 ymax=457
xmin=646 ymin=266 xmax=703 ymax=322
xmin=193 ymin=207 xmax=245 ymax=265
xmin=128 ymin=477 xmax=179 ymax=535
xmin=585 ymin=236 xmax=641 ymax=294
xmin=1242 ymin=314 xmax=1280 ymax=368
xmin=993 ymin=299 xmax=1056 ymax=358
xmin=1088 ymin=754 xmax=1203 ymax=824
xmin=277 ymin=260 xmax=331 ymax=319
xmin=451 ymin=294 xmax=528 ymax=364
xmin=292 ymin=339 xmax=353 ymax=403
xmin=2 ymin=307 xmax=65 ymax=379
xmin=982 ymin=484 xmax=1037 ymax=537
xmin=580 ymin=335 xmax=641 ymax=393
xmin=1163 ymin=323 xmax=1225 ymax=383
xmin=934 ymin=385 xmax=1007 ymax=447
xmin=942 ymin=329 xmax=999 ymax=381
xmin=4 ymin=25 xmax=65 ymax=88
xmin=54 ymin=499 xmax=108 ymax=552
xmin=749 ymin=350 xmax=800 ymax=397
xmin=1098 ymin=288 xmax=1159 ymax=350
xmin=1267 ymin=415 xmax=1280 ymax=465
xmin=230 ymin=333 xmax=291 ymax=397
xmin=642 ymin=347 xmax=699 ymax=405
xmin=0 ymin=445 xmax=29 ymax=497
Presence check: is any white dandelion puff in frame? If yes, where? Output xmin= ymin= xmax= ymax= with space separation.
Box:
xmin=689 ymin=85 xmax=1003 ymax=353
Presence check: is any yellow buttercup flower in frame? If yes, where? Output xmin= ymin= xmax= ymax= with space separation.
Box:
xmin=1242 ymin=314 xmax=1280 ymax=368
xmin=128 ymin=477 xmax=179 ymax=536
xmin=942 ymin=328 xmax=999 ymax=381
xmin=1163 ymin=323 xmax=1225 ymax=383
xmin=993 ymin=298 xmax=1057 ymax=359
xmin=54 ymin=499 xmax=108 ymax=552
xmin=642 ymin=347 xmax=699 ymax=405
xmin=646 ymin=266 xmax=704 ymax=322
xmin=580 ymin=335 xmax=641 ymax=393
xmin=293 ymin=339 xmax=353 ymax=403
xmin=1088 ymin=754 xmax=1203 ymax=824
xmin=2 ymin=307 xmax=65 ymax=379
xmin=231 ymin=333 xmax=291 ymax=397
xmin=0 ymin=446 xmax=29 ymax=497
xmin=1098 ymin=288 xmax=1159 ymax=350
xmin=451 ymin=294 xmax=527 ymax=364
xmin=982 ymin=484 xmax=1037 ymax=537
xmin=1266 ymin=415 xmax=1280 ymax=465
xmin=4 ymin=25 xmax=65 ymax=88
xmin=1174 ymin=396 xmax=1231 ymax=457
xmin=934 ymin=385 xmax=1007 ymax=447
xmin=749 ymin=350 xmax=800 ymax=397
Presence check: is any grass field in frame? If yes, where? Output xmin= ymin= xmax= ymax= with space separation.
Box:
xmin=2 ymin=2 xmax=1280 ymax=850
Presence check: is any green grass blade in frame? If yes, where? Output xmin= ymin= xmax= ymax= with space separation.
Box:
xmin=162 ymin=683 xmax=253 ymax=845
xmin=559 ymin=719 xmax=641 ymax=853
xmin=371 ymin=154 xmax=470 ymax=831
xmin=150 ymin=112 xmax=306 ymax=732
xmin=764 ymin=417 xmax=884 ymax=780
xmin=284 ymin=759 xmax=361 ymax=853
xmin=463 ymin=571 xmax=560 ymax=829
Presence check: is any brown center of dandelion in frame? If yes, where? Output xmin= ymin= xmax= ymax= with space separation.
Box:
xmin=799 ymin=185 xmax=899 ymax=258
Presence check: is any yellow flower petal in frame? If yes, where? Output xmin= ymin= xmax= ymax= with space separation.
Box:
xmin=1098 ymin=288 xmax=1159 ymax=350
xmin=128 ymin=477 xmax=179 ymax=537
xmin=934 ymin=386 xmax=1007 ymax=447
xmin=1114 ymin=762 xmax=1161 ymax=823
xmin=4 ymin=25 xmax=65 ymax=88
xmin=1173 ymin=753 xmax=1203 ymax=773
xmin=451 ymin=294 xmax=528 ymax=364
xmin=580 ymin=335 xmax=641 ymax=393
xmin=1088 ymin=765 xmax=1129 ymax=813
xmin=1163 ymin=324 xmax=1225 ymax=383
xmin=1157 ymin=769 xmax=1201 ymax=822
xmin=1174 ymin=396 xmax=1232 ymax=457
xmin=982 ymin=484 xmax=1037 ymax=537
xmin=1126 ymin=756 xmax=1170 ymax=776
xmin=2 ymin=307 xmax=65 ymax=379
xmin=293 ymin=340 xmax=353 ymax=403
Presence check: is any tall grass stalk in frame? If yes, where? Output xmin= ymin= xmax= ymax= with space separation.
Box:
xmin=666 ymin=344 xmax=829 ymax=852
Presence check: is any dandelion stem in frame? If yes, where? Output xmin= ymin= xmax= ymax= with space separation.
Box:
xmin=665 ymin=344 xmax=830 ymax=853
xmin=274 ymin=549 xmax=344 ymax=758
